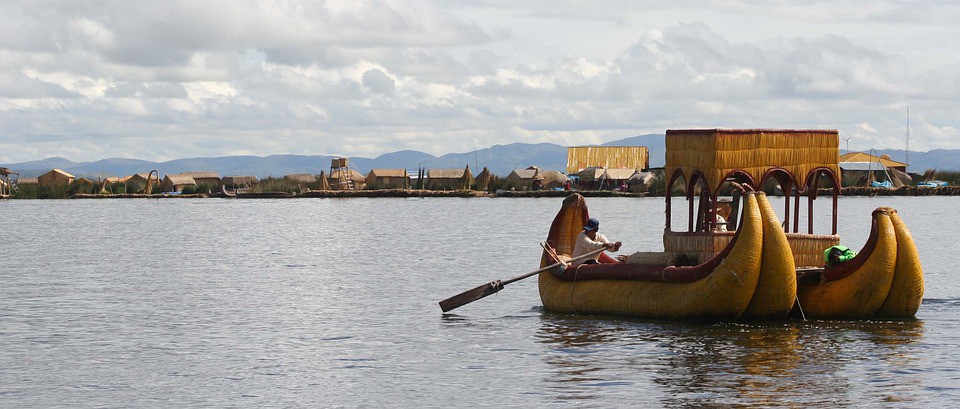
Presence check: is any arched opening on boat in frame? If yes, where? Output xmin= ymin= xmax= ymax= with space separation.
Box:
xmin=760 ymin=168 xmax=797 ymax=232
xmin=800 ymin=167 xmax=840 ymax=235
xmin=709 ymin=170 xmax=754 ymax=232
xmin=664 ymin=168 xmax=687 ymax=232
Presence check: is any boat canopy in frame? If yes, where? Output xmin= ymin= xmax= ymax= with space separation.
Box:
xmin=665 ymin=129 xmax=839 ymax=195
xmin=665 ymin=129 xmax=841 ymax=236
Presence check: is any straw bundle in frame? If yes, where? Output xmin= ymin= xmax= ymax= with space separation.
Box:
xmin=877 ymin=209 xmax=924 ymax=317
xmin=744 ymin=192 xmax=797 ymax=318
xmin=665 ymin=129 xmax=839 ymax=194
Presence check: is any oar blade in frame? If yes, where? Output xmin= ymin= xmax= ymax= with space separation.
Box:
xmin=438 ymin=280 xmax=504 ymax=312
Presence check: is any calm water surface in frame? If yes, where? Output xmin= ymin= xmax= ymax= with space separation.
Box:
xmin=1 ymin=196 xmax=957 ymax=407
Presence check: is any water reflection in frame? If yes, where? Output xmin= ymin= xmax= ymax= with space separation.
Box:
xmin=536 ymin=314 xmax=925 ymax=406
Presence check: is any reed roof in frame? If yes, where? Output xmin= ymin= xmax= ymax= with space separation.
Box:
xmin=540 ymin=170 xmax=569 ymax=185
xmin=181 ymin=171 xmax=220 ymax=179
xmin=367 ymin=169 xmax=408 ymax=178
xmin=17 ymin=177 xmax=39 ymax=184
xmin=222 ymin=175 xmax=258 ymax=185
xmin=840 ymin=152 xmax=907 ymax=168
xmin=328 ymin=169 xmax=365 ymax=182
xmin=48 ymin=168 xmax=75 ymax=178
xmin=163 ymin=174 xmax=197 ymax=185
xmin=427 ymin=168 xmax=468 ymax=179
xmin=665 ymin=129 xmax=839 ymax=193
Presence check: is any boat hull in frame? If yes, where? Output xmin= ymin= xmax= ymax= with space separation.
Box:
xmin=797 ymin=208 xmax=898 ymax=318
xmin=538 ymin=193 xmax=763 ymax=320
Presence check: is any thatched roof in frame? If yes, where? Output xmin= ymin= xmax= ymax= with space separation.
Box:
xmin=665 ymin=129 xmax=840 ymax=194
xmin=428 ymin=168 xmax=468 ymax=179
xmin=539 ymin=170 xmax=569 ymax=185
xmin=840 ymin=152 xmax=907 ymax=168
xmin=181 ymin=171 xmax=220 ymax=179
xmin=16 ymin=177 xmax=39 ymax=185
xmin=103 ymin=176 xmax=123 ymax=183
xmin=163 ymin=174 xmax=196 ymax=185
xmin=284 ymin=174 xmax=318 ymax=183
xmin=509 ymin=167 xmax=543 ymax=180
xmin=367 ymin=169 xmax=408 ymax=178
xmin=328 ymin=169 xmax=365 ymax=182
xmin=601 ymin=168 xmax=636 ymax=180
xmin=567 ymin=146 xmax=649 ymax=174
xmin=47 ymin=169 xmax=75 ymax=178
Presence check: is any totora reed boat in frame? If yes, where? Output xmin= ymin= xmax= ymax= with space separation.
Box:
xmin=538 ymin=129 xmax=923 ymax=320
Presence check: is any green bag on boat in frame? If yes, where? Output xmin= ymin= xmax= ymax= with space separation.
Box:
xmin=824 ymin=245 xmax=857 ymax=267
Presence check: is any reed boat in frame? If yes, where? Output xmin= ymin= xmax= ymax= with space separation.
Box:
xmin=539 ymin=191 xmax=767 ymax=320
xmin=661 ymin=129 xmax=923 ymax=319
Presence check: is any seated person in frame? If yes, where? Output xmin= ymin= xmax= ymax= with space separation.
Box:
xmin=714 ymin=203 xmax=732 ymax=232
xmin=572 ymin=218 xmax=622 ymax=265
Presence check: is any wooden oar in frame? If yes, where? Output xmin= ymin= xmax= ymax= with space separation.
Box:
xmin=438 ymin=246 xmax=608 ymax=312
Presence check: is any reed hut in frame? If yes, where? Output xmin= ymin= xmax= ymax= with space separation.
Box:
xmin=626 ymin=170 xmax=656 ymax=192
xmin=365 ymin=169 xmax=410 ymax=189
xmin=161 ymin=174 xmax=197 ymax=193
xmin=427 ymin=165 xmax=473 ymax=190
xmin=566 ymin=146 xmax=649 ymax=174
xmin=222 ymin=176 xmax=258 ymax=189
xmin=474 ymin=167 xmax=493 ymax=191
xmin=285 ymin=174 xmax=318 ymax=183
xmin=317 ymin=171 xmax=331 ymax=190
xmin=126 ymin=173 xmax=152 ymax=185
xmin=38 ymin=169 xmax=74 ymax=187
xmin=574 ymin=167 xmax=635 ymax=190
xmin=181 ymin=172 xmax=221 ymax=189
xmin=327 ymin=169 xmax=366 ymax=190
xmin=504 ymin=166 xmax=543 ymax=190
xmin=16 ymin=177 xmax=39 ymax=185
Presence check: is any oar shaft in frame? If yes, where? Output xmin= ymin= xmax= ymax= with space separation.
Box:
xmin=438 ymin=247 xmax=608 ymax=312
xmin=501 ymin=247 xmax=605 ymax=286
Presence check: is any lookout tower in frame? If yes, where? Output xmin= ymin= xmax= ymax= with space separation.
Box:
xmin=330 ymin=157 xmax=354 ymax=190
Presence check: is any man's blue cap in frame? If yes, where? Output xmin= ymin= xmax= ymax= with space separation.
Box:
xmin=584 ymin=218 xmax=599 ymax=231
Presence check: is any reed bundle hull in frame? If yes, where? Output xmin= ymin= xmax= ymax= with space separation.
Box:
xmin=539 ymin=193 xmax=764 ymax=320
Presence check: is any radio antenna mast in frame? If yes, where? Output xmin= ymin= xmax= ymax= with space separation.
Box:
xmin=905 ymin=105 xmax=910 ymax=168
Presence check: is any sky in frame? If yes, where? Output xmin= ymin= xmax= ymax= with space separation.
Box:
xmin=1 ymin=0 xmax=959 ymax=164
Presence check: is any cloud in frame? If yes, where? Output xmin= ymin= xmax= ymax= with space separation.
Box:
xmin=1 ymin=1 xmax=959 ymax=163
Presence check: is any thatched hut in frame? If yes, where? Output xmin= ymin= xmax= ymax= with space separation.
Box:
xmin=161 ymin=174 xmax=197 ymax=193
xmin=504 ymin=166 xmax=542 ymax=190
xmin=222 ymin=176 xmax=258 ymax=188
xmin=427 ymin=165 xmax=474 ymax=190
xmin=38 ymin=169 xmax=74 ymax=186
xmin=365 ymin=169 xmax=410 ymax=189
xmin=626 ymin=170 xmax=656 ymax=192
xmin=181 ymin=172 xmax=221 ymax=189
xmin=327 ymin=169 xmax=366 ymax=190
xmin=574 ymin=167 xmax=635 ymax=190
xmin=474 ymin=167 xmax=493 ymax=191
xmin=566 ymin=146 xmax=649 ymax=174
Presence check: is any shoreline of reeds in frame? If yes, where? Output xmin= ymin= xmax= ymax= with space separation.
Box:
xmin=23 ymin=185 xmax=960 ymax=200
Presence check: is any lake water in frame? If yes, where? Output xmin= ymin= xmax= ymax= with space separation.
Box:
xmin=1 ymin=196 xmax=957 ymax=407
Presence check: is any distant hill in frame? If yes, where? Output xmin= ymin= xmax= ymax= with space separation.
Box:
xmin=4 ymin=134 xmax=959 ymax=179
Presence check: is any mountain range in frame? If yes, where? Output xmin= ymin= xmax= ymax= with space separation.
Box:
xmin=3 ymin=134 xmax=958 ymax=179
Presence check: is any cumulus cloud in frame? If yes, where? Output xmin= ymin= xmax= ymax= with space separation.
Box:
xmin=0 ymin=0 xmax=959 ymax=163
